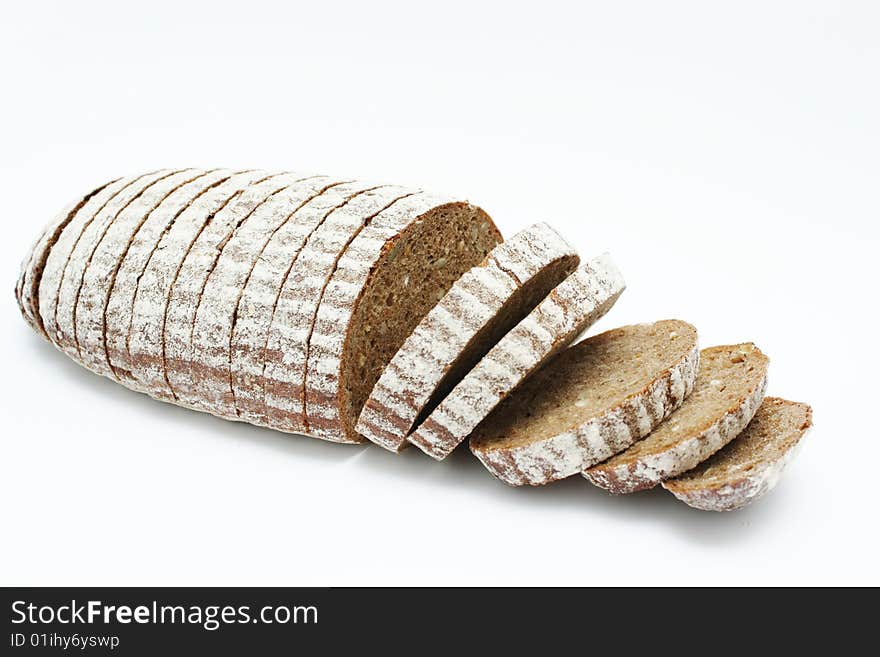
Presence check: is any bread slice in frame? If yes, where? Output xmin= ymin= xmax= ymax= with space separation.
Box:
xmin=161 ymin=172 xmax=311 ymax=407
xmin=662 ymin=397 xmax=812 ymax=511
xmin=105 ymin=169 xmax=238 ymax=385
xmin=232 ymin=180 xmax=385 ymax=425
xmin=356 ymin=222 xmax=579 ymax=452
xmin=76 ymin=169 xmax=208 ymax=378
xmin=584 ymin=343 xmax=769 ymax=493
xmin=281 ymin=194 xmax=503 ymax=443
xmin=126 ymin=170 xmax=274 ymax=398
xmin=188 ymin=175 xmax=349 ymax=416
xmin=261 ymin=185 xmax=417 ymax=434
xmin=470 ymin=319 xmax=699 ymax=485
xmin=16 ymin=178 xmax=117 ymax=338
xmin=410 ymin=256 xmax=626 ymax=460
xmin=39 ymin=173 xmax=159 ymax=349
xmin=52 ymin=170 xmax=179 ymax=362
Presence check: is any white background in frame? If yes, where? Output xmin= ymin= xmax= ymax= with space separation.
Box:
xmin=1 ymin=1 xmax=877 ymax=586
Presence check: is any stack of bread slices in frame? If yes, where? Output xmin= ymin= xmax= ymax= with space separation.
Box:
xmin=15 ymin=168 xmax=812 ymax=512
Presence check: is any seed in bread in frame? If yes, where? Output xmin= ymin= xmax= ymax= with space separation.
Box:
xmin=470 ymin=319 xmax=699 ymax=485
xmin=411 ymin=256 xmax=626 ymax=460
xmin=662 ymin=397 xmax=812 ymax=511
xmin=584 ymin=343 xmax=769 ymax=493
xmin=356 ymin=222 xmax=579 ymax=452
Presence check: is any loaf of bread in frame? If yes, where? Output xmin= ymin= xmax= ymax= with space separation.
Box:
xmin=17 ymin=169 xmax=502 ymax=440
xmin=15 ymin=166 xmax=813 ymax=512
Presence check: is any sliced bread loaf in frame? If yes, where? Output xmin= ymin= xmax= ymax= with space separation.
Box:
xmin=584 ymin=343 xmax=769 ymax=493
xmin=662 ymin=397 xmax=812 ymax=511
xmin=356 ymin=222 xmax=579 ymax=452
xmin=470 ymin=320 xmax=699 ymax=485
xmin=409 ymin=255 xmax=625 ymax=460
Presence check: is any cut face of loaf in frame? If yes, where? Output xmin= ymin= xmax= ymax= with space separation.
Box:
xmin=584 ymin=343 xmax=769 ymax=494
xmin=662 ymin=397 xmax=813 ymax=511
xmin=356 ymin=222 xmax=580 ymax=452
xmin=470 ymin=320 xmax=699 ymax=485
xmin=16 ymin=169 xmax=501 ymax=445
xmin=302 ymin=195 xmax=504 ymax=443
xmin=409 ymin=256 xmax=626 ymax=460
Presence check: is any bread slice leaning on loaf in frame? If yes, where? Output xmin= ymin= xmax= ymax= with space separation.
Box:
xmin=662 ymin=397 xmax=812 ymax=511
xmin=408 ymin=255 xmax=626 ymax=460
xmin=470 ymin=320 xmax=699 ymax=486
xmin=356 ymin=222 xmax=580 ymax=452
xmin=17 ymin=168 xmax=502 ymax=444
xmin=584 ymin=343 xmax=769 ymax=493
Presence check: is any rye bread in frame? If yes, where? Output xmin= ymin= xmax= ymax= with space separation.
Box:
xmin=16 ymin=178 xmax=116 ymax=338
xmin=356 ymin=222 xmax=579 ymax=452
xmin=187 ymin=175 xmax=347 ymax=416
xmin=39 ymin=173 xmax=159 ymax=349
xmin=584 ymin=343 xmax=769 ymax=493
xmin=303 ymin=194 xmax=503 ymax=444
xmin=161 ymin=172 xmax=311 ymax=407
xmin=261 ymin=185 xmax=418 ymax=435
xmin=76 ymin=169 xmax=208 ymax=377
xmin=410 ymin=256 xmax=626 ymax=460
xmin=231 ymin=180 xmax=383 ymax=426
xmin=470 ymin=319 xmax=699 ymax=485
xmin=52 ymin=170 xmax=179 ymax=362
xmin=127 ymin=170 xmax=273 ymax=398
xmin=662 ymin=397 xmax=813 ymax=511
xmin=105 ymin=169 xmax=238 ymax=384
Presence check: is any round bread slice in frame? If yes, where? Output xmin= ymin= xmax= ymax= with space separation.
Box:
xmin=470 ymin=319 xmax=699 ymax=485
xmin=126 ymin=170 xmax=274 ymax=398
xmin=662 ymin=397 xmax=813 ymax=511
xmin=410 ymin=255 xmax=626 ymax=460
xmin=584 ymin=343 xmax=769 ymax=493
xmin=356 ymin=222 xmax=579 ymax=452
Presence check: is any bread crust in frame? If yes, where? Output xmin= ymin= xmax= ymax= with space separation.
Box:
xmin=17 ymin=179 xmax=116 ymax=338
xmin=584 ymin=345 xmax=768 ymax=494
xmin=410 ymin=256 xmax=626 ymax=461
xmin=76 ymin=169 xmax=207 ymax=378
xmin=127 ymin=171 xmax=273 ymax=398
xmin=105 ymin=169 xmax=238 ymax=385
xmin=356 ymin=222 xmax=578 ymax=452
xmin=39 ymin=174 xmax=157 ymax=348
xmin=188 ymin=175 xmax=345 ymax=416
